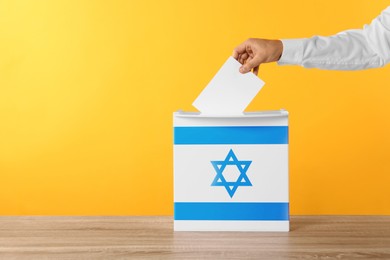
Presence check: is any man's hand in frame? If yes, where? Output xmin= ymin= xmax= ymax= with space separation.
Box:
xmin=233 ymin=38 xmax=283 ymax=75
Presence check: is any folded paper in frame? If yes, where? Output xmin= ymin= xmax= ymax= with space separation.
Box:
xmin=192 ymin=56 xmax=265 ymax=115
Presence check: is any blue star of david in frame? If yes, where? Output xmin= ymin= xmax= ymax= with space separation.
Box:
xmin=210 ymin=149 xmax=252 ymax=198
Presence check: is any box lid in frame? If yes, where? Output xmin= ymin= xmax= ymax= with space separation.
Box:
xmin=174 ymin=109 xmax=288 ymax=118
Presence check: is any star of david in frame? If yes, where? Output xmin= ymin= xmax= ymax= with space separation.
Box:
xmin=210 ymin=149 xmax=252 ymax=198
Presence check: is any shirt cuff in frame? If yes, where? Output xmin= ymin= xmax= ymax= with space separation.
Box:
xmin=277 ymin=39 xmax=305 ymax=65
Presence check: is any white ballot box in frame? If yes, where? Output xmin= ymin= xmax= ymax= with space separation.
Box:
xmin=173 ymin=110 xmax=289 ymax=231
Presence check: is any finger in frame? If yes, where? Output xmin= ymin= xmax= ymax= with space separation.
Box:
xmin=253 ymin=65 xmax=260 ymax=75
xmin=239 ymin=53 xmax=249 ymax=64
xmin=239 ymin=56 xmax=261 ymax=74
xmin=233 ymin=49 xmax=239 ymax=59
xmin=240 ymin=56 xmax=253 ymax=72
xmin=232 ymin=41 xmax=247 ymax=59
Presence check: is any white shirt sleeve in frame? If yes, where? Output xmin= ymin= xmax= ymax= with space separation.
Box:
xmin=278 ymin=6 xmax=390 ymax=70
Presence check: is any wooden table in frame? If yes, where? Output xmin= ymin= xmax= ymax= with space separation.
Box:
xmin=0 ymin=216 xmax=389 ymax=259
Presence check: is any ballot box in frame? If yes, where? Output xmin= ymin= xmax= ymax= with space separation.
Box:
xmin=173 ymin=110 xmax=289 ymax=231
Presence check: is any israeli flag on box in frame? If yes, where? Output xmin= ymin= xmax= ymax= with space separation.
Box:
xmin=173 ymin=110 xmax=289 ymax=232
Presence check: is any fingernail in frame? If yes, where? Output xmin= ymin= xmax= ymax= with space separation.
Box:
xmin=239 ymin=67 xmax=246 ymax=73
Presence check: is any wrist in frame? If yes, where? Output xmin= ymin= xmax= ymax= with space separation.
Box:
xmin=271 ymin=40 xmax=283 ymax=62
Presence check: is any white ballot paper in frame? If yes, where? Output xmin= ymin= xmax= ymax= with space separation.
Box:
xmin=193 ymin=56 xmax=265 ymax=115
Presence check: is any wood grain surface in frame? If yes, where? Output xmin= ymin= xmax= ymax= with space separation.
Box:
xmin=0 ymin=216 xmax=389 ymax=259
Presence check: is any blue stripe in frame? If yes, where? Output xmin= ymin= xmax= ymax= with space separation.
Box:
xmin=174 ymin=126 xmax=288 ymax=145
xmin=174 ymin=202 xmax=289 ymax=221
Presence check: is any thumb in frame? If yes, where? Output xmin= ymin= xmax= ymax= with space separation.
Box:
xmin=239 ymin=57 xmax=262 ymax=74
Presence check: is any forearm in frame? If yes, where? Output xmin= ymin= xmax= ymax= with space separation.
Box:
xmin=278 ymin=7 xmax=390 ymax=70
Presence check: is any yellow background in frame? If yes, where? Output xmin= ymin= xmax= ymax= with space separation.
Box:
xmin=1 ymin=0 xmax=389 ymax=215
